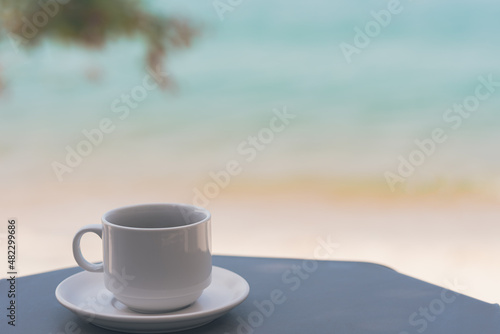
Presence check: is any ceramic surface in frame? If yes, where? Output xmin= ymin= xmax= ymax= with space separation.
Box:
xmin=72 ymin=203 xmax=212 ymax=312
xmin=55 ymin=266 xmax=249 ymax=333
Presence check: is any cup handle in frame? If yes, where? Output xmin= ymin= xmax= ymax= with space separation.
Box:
xmin=72 ymin=224 xmax=104 ymax=272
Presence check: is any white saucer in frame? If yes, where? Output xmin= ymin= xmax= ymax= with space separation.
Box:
xmin=55 ymin=266 xmax=250 ymax=333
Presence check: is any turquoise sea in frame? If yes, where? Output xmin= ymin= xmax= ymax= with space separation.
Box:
xmin=1 ymin=0 xmax=500 ymax=197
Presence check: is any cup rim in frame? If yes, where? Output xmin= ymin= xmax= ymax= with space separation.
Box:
xmin=101 ymin=203 xmax=211 ymax=231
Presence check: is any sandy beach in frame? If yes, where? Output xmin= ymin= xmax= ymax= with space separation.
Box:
xmin=3 ymin=180 xmax=499 ymax=306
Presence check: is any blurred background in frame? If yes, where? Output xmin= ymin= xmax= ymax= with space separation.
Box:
xmin=1 ymin=0 xmax=499 ymax=303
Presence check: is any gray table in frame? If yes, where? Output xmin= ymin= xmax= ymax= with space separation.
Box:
xmin=1 ymin=256 xmax=500 ymax=333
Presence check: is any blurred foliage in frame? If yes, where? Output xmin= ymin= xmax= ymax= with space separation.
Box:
xmin=0 ymin=0 xmax=200 ymax=90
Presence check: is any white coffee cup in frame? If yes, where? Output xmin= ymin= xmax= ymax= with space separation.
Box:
xmin=72 ymin=203 xmax=212 ymax=313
